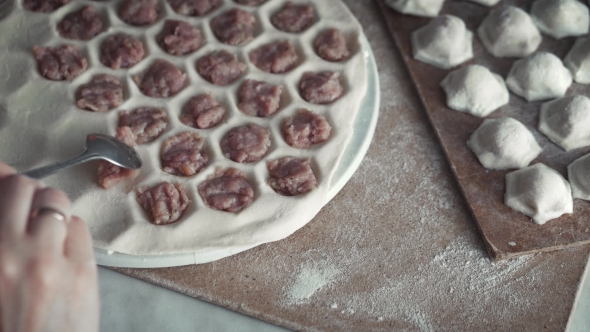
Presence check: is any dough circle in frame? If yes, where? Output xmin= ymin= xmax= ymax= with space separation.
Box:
xmin=505 ymin=163 xmax=573 ymax=225
xmin=506 ymin=52 xmax=572 ymax=102
xmin=467 ymin=117 xmax=541 ymax=170
xmin=539 ymin=95 xmax=590 ymax=151
xmin=530 ymin=0 xmax=589 ymax=39
xmin=477 ymin=6 xmax=542 ymax=58
xmin=411 ymin=15 xmax=473 ymax=69
xmin=440 ymin=64 xmax=508 ymax=117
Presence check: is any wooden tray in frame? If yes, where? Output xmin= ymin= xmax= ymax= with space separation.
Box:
xmin=378 ymin=0 xmax=590 ymax=260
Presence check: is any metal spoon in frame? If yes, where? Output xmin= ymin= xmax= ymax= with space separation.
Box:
xmin=22 ymin=134 xmax=142 ymax=179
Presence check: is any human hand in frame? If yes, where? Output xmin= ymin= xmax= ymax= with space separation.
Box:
xmin=0 ymin=162 xmax=99 ymax=332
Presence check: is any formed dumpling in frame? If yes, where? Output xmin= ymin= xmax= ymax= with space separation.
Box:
xmin=411 ymin=15 xmax=473 ymax=69
xmin=467 ymin=117 xmax=541 ymax=170
xmin=384 ymin=0 xmax=444 ymax=18
xmin=478 ymin=6 xmax=542 ymax=58
xmin=506 ymin=52 xmax=572 ymax=102
xmin=564 ymin=37 xmax=590 ymax=84
xmin=539 ymin=95 xmax=590 ymax=151
xmin=530 ymin=0 xmax=589 ymax=39
xmin=568 ymin=153 xmax=590 ymax=200
xmin=440 ymin=64 xmax=508 ymax=117
xmin=465 ymin=0 xmax=500 ymax=6
xmin=505 ymin=163 xmax=573 ymax=225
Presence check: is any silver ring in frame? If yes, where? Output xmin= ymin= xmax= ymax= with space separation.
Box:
xmin=31 ymin=207 xmax=67 ymax=222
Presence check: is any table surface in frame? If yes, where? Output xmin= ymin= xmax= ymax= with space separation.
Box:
xmin=112 ymin=1 xmax=590 ymax=330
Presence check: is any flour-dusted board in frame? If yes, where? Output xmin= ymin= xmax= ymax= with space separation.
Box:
xmin=378 ymin=0 xmax=590 ymax=260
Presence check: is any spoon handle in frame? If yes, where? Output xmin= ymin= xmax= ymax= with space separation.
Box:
xmin=22 ymin=151 xmax=99 ymax=179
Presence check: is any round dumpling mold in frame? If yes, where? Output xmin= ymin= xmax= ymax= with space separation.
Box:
xmin=440 ymin=64 xmax=508 ymax=117
xmin=506 ymin=52 xmax=572 ymax=102
xmin=384 ymin=0 xmax=444 ymax=18
xmin=539 ymin=95 xmax=590 ymax=151
xmin=564 ymin=37 xmax=590 ymax=84
xmin=505 ymin=163 xmax=573 ymax=225
xmin=411 ymin=15 xmax=473 ymax=69
xmin=530 ymin=0 xmax=589 ymax=39
xmin=467 ymin=117 xmax=541 ymax=170
xmin=568 ymin=153 xmax=590 ymax=200
xmin=477 ymin=6 xmax=542 ymax=58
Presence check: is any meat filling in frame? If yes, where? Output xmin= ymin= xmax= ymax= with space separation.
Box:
xmin=221 ymin=123 xmax=271 ymax=163
xmin=271 ymin=2 xmax=315 ymax=33
xmin=166 ymin=0 xmax=221 ymax=16
xmin=180 ymin=94 xmax=226 ymax=129
xmin=210 ymin=8 xmax=257 ymax=46
xmin=133 ymin=59 xmax=187 ymax=98
xmin=100 ymin=33 xmax=145 ymax=69
xmin=282 ymin=109 xmax=331 ymax=148
xmin=198 ymin=168 xmax=255 ymax=213
xmin=156 ymin=20 xmax=204 ymax=56
xmin=97 ymin=126 xmax=139 ymax=189
xmin=118 ymin=107 xmax=169 ymax=144
xmin=23 ymin=0 xmax=69 ymax=13
xmin=119 ymin=0 xmax=161 ymax=26
xmin=249 ymin=40 xmax=298 ymax=74
xmin=57 ymin=5 xmax=105 ymax=41
xmin=196 ymin=50 xmax=246 ymax=86
xmin=76 ymin=74 xmax=125 ymax=112
xmin=137 ymin=182 xmax=190 ymax=225
xmin=33 ymin=45 xmax=88 ymax=81
xmin=314 ymin=28 xmax=350 ymax=62
xmin=299 ymin=71 xmax=343 ymax=104
xmin=267 ymin=157 xmax=317 ymax=196
xmin=237 ymin=79 xmax=282 ymax=117
xmin=161 ymin=132 xmax=209 ymax=177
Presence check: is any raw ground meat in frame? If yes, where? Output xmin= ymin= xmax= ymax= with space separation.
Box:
xmin=198 ymin=168 xmax=255 ymax=213
xmin=237 ymin=79 xmax=282 ymax=117
xmin=100 ymin=33 xmax=145 ymax=69
xmin=32 ymin=45 xmax=88 ymax=81
xmin=282 ymin=109 xmax=331 ymax=148
xmin=119 ymin=0 xmax=160 ymax=26
xmin=314 ymin=28 xmax=350 ymax=62
xmin=267 ymin=157 xmax=317 ymax=196
xmin=299 ymin=71 xmax=343 ymax=104
xmin=136 ymin=182 xmax=190 ymax=225
xmin=22 ymin=0 xmax=69 ymax=12
xmin=249 ymin=40 xmax=298 ymax=74
xmin=180 ymin=94 xmax=225 ymax=129
xmin=76 ymin=74 xmax=125 ymax=112
xmin=133 ymin=59 xmax=187 ymax=98
xmin=97 ymin=126 xmax=139 ymax=189
xmin=167 ymin=0 xmax=221 ymax=16
xmin=57 ymin=5 xmax=105 ymax=41
xmin=221 ymin=123 xmax=271 ymax=163
xmin=156 ymin=20 xmax=204 ymax=56
xmin=119 ymin=107 xmax=168 ymax=144
xmin=161 ymin=132 xmax=209 ymax=177
xmin=234 ymin=0 xmax=266 ymax=6
xmin=196 ymin=50 xmax=246 ymax=86
xmin=210 ymin=8 xmax=257 ymax=46
xmin=271 ymin=2 xmax=315 ymax=33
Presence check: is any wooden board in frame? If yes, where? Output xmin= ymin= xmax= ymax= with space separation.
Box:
xmin=378 ymin=0 xmax=590 ymax=260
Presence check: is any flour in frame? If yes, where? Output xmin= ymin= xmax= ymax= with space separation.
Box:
xmin=286 ymin=264 xmax=339 ymax=305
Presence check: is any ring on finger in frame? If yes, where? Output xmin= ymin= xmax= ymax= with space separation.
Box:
xmin=30 ymin=207 xmax=68 ymax=223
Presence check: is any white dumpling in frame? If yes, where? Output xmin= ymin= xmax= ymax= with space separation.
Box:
xmin=531 ymin=0 xmax=589 ymax=39
xmin=440 ymin=65 xmax=509 ymax=117
xmin=568 ymin=153 xmax=590 ymax=200
xmin=564 ymin=37 xmax=590 ymax=84
xmin=466 ymin=0 xmax=501 ymax=6
xmin=539 ymin=95 xmax=590 ymax=151
xmin=477 ymin=6 xmax=542 ymax=58
xmin=411 ymin=15 xmax=473 ymax=69
xmin=505 ymin=163 xmax=573 ymax=225
xmin=506 ymin=52 xmax=572 ymax=102
xmin=385 ymin=0 xmax=445 ymax=17
xmin=467 ymin=117 xmax=541 ymax=170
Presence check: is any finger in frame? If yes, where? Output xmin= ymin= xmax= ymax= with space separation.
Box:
xmin=0 ymin=175 xmax=39 ymax=239
xmin=29 ymin=187 xmax=72 ymax=226
xmin=28 ymin=210 xmax=68 ymax=254
xmin=64 ymin=216 xmax=95 ymax=263
xmin=0 ymin=162 xmax=15 ymax=180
